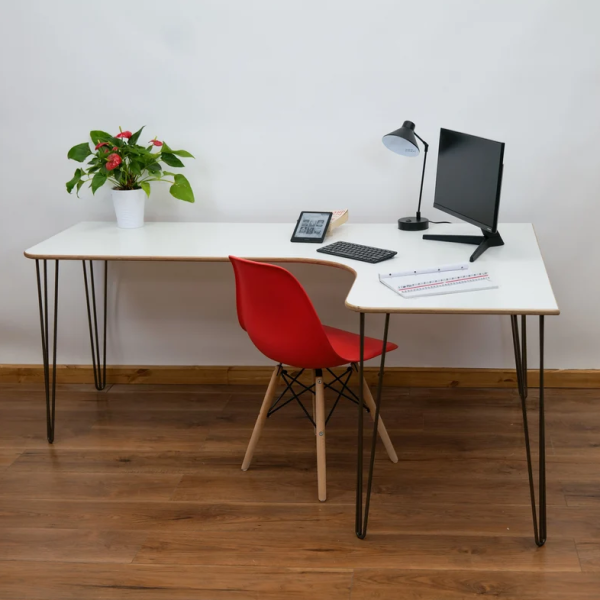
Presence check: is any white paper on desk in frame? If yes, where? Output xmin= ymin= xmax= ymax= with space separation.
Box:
xmin=379 ymin=263 xmax=497 ymax=298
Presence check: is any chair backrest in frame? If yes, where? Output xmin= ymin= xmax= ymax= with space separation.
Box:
xmin=229 ymin=256 xmax=343 ymax=368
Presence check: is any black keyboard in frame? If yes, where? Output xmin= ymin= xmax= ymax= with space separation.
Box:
xmin=317 ymin=241 xmax=397 ymax=263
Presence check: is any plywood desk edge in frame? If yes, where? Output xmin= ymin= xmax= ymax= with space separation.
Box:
xmin=23 ymin=222 xmax=560 ymax=316
xmin=23 ymin=250 xmax=560 ymax=316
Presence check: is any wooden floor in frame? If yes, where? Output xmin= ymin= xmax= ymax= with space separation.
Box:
xmin=1 ymin=382 xmax=600 ymax=599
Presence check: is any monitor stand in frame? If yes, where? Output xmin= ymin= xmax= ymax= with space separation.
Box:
xmin=423 ymin=229 xmax=504 ymax=262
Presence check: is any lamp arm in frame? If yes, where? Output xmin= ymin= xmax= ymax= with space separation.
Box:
xmin=414 ymin=132 xmax=429 ymax=151
xmin=416 ymin=143 xmax=428 ymax=220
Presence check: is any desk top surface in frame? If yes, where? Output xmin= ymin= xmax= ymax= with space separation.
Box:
xmin=25 ymin=221 xmax=559 ymax=315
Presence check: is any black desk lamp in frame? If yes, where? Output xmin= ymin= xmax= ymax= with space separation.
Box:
xmin=382 ymin=120 xmax=430 ymax=231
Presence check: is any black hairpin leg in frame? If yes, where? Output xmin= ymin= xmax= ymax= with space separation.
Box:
xmin=35 ymin=260 xmax=59 ymax=443
xmin=356 ymin=312 xmax=390 ymax=539
xmin=82 ymin=261 xmax=108 ymax=390
xmin=511 ymin=314 xmax=546 ymax=547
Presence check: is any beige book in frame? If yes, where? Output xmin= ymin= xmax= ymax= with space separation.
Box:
xmin=326 ymin=209 xmax=349 ymax=235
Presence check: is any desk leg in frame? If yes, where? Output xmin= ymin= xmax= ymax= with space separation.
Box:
xmin=355 ymin=312 xmax=390 ymax=539
xmin=511 ymin=314 xmax=546 ymax=547
xmin=35 ymin=260 xmax=59 ymax=444
xmin=82 ymin=261 xmax=108 ymax=390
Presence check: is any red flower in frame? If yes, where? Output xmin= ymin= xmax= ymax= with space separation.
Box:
xmin=95 ymin=142 xmax=109 ymax=150
xmin=106 ymin=153 xmax=122 ymax=171
xmin=149 ymin=138 xmax=163 ymax=146
xmin=112 ymin=146 xmax=118 ymax=150
xmin=115 ymin=131 xmax=132 ymax=139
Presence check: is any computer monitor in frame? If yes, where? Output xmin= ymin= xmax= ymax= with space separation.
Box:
xmin=423 ymin=128 xmax=505 ymax=262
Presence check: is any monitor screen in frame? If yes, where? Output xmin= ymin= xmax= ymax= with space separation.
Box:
xmin=433 ymin=129 xmax=505 ymax=233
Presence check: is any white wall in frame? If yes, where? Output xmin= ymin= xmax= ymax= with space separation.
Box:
xmin=1 ymin=0 xmax=598 ymax=369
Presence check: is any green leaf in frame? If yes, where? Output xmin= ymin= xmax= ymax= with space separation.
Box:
xmin=90 ymin=130 xmax=113 ymax=144
xmin=161 ymin=152 xmax=184 ymax=168
xmin=147 ymin=162 xmax=162 ymax=172
xmin=162 ymin=142 xmax=194 ymax=158
xmin=129 ymin=125 xmax=145 ymax=145
xmin=76 ymin=179 xmax=85 ymax=196
xmin=91 ymin=172 xmax=107 ymax=194
xmin=66 ymin=168 xmax=83 ymax=193
xmin=170 ymin=149 xmax=194 ymax=158
xmin=130 ymin=161 xmax=142 ymax=176
xmin=140 ymin=181 xmax=151 ymax=197
xmin=163 ymin=171 xmax=176 ymax=176
xmin=169 ymin=174 xmax=195 ymax=203
xmin=67 ymin=143 xmax=92 ymax=163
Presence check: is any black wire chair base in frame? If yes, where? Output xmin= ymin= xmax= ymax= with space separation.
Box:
xmin=267 ymin=365 xmax=370 ymax=427
xmin=511 ymin=314 xmax=546 ymax=547
xmin=35 ymin=260 xmax=59 ymax=444
xmin=82 ymin=260 xmax=108 ymax=391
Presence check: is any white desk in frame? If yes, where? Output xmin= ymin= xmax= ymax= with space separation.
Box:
xmin=24 ymin=221 xmax=558 ymax=543
xmin=25 ymin=221 xmax=558 ymax=314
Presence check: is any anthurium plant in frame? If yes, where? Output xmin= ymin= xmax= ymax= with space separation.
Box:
xmin=66 ymin=126 xmax=195 ymax=202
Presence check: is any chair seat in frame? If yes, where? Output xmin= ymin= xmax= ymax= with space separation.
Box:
xmin=323 ymin=325 xmax=398 ymax=364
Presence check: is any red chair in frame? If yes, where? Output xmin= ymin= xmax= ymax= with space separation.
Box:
xmin=229 ymin=256 xmax=398 ymax=501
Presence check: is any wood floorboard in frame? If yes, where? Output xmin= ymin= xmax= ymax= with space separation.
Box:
xmin=0 ymin=528 xmax=146 ymax=563
xmin=0 ymin=471 xmax=183 ymax=501
xmin=1 ymin=498 xmax=599 ymax=540
xmin=576 ymin=542 xmax=600 ymax=572
xmin=0 ymin=561 xmax=353 ymax=600
xmin=0 ymin=384 xmax=598 ymax=599
xmin=0 ymin=451 xmax=21 ymax=467
xmin=351 ymin=569 xmax=600 ymax=599
xmin=133 ymin=530 xmax=580 ymax=571
xmin=171 ymin=459 xmax=566 ymax=506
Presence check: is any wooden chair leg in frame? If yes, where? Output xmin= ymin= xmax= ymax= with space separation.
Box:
xmin=314 ymin=370 xmax=327 ymax=501
xmin=362 ymin=376 xmax=399 ymax=463
xmin=312 ymin=394 xmax=316 ymax=435
xmin=241 ymin=366 xmax=281 ymax=471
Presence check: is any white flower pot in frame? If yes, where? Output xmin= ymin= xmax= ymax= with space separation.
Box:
xmin=112 ymin=189 xmax=146 ymax=229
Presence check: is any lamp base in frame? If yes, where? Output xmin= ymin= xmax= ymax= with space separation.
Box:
xmin=398 ymin=216 xmax=430 ymax=231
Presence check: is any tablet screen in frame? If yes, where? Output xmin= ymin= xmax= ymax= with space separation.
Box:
xmin=291 ymin=212 xmax=332 ymax=243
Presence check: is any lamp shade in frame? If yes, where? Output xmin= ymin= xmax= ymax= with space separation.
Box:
xmin=382 ymin=120 xmax=420 ymax=157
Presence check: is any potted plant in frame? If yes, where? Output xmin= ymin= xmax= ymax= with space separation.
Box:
xmin=66 ymin=126 xmax=195 ymax=228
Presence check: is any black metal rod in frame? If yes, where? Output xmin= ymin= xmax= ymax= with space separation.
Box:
xmin=511 ymin=314 xmax=546 ymax=547
xmin=268 ymin=369 xmax=304 ymax=414
xmin=102 ymin=261 xmax=108 ymax=387
xmin=522 ymin=314 xmax=528 ymax=397
xmin=90 ymin=262 xmax=102 ymax=387
xmin=324 ymin=383 xmax=367 ymax=407
xmin=356 ymin=313 xmax=390 ymax=539
xmin=44 ymin=261 xmax=49 ymax=400
xmin=510 ymin=316 xmax=524 ymax=399
xmin=82 ymin=261 xmax=108 ymax=390
xmin=267 ymin=395 xmax=296 ymax=416
xmin=295 ymin=397 xmax=315 ymax=425
xmin=35 ymin=259 xmax=59 ymax=443
xmin=51 ymin=260 xmax=59 ymax=442
xmin=539 ymin=315 xmax=546 ymax=543
xmin=416 ymin=146 xmax=428 ymax=219
xmin=269 ymin=370 xmax=316 ymax=426
xmin=325 ymin=367 xmax=353 ymax=390
xmin=355 ymin=312 xmax=365 ymax=536
xmin=325 ymin=368 xmax=353 ymax=424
